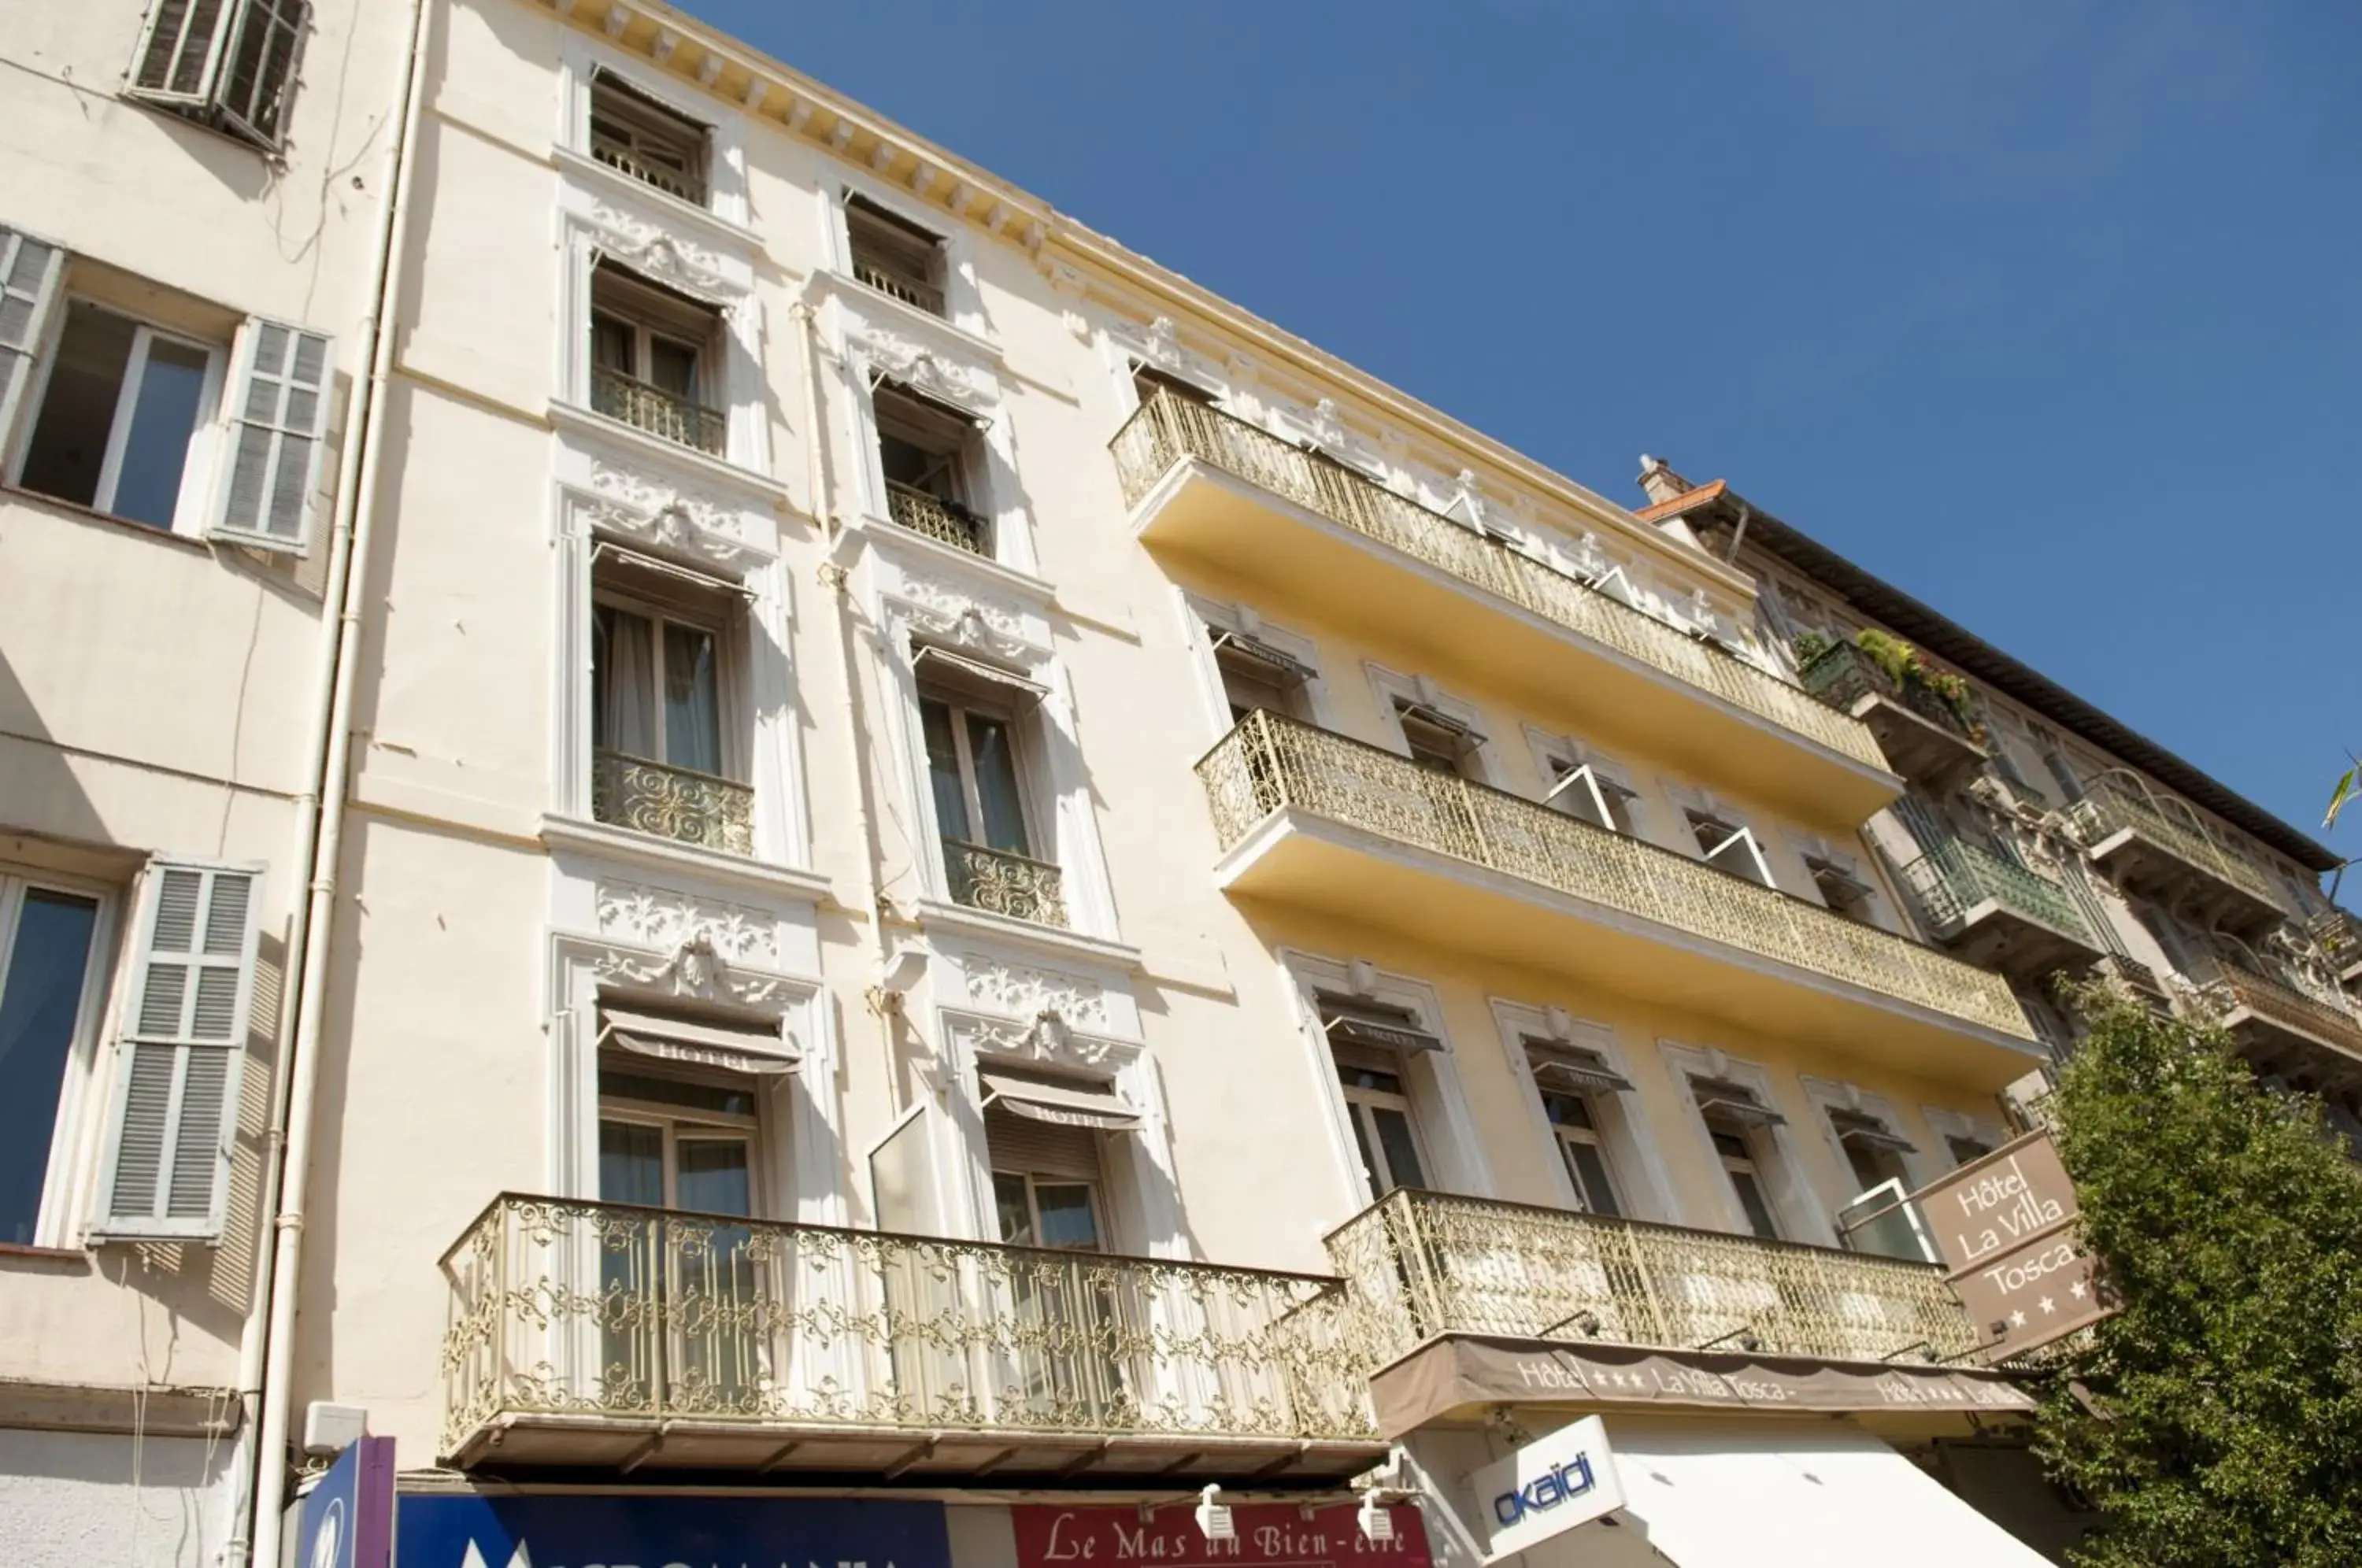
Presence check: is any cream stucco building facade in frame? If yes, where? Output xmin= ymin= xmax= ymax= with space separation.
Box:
xmin=0 ymin=2 xmax=2336 ymax=1566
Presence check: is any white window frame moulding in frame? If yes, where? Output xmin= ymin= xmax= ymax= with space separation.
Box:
xmin=864 ymin=547 xmax=1124 ymax=950
xmin=547 ymin=913 xmax=840 ymax=1227
xmin=820 ymin=170 xmax=990 ymax=342
xmin=1487 ymin=998 xmax=1675 ymax=1224
xmin=1279 ymin=950 xmax=1495 ymax=1220
xmin=1658 ymin=1040 xmax=1833 ymax=1246
xmin=1177 ymin=590 xmax=1335 ymax=745
xmin=554 ymin=171 xmax=771 ymax=479
xmin=558 ymin=28 xmax=754 ymax=230
xmin=548 ymin=431 xmax=813 ymax=870
xmin=1367 ymin=664 xmax=1496 ymax=786
xmin=901 ymin=939 xmax=1181 ymax=1258
xmin=1797 ymin=1074 xmax=1931 ymax=1200
xmin=1523 ymin=724 xmax=1653 ymax=841
xmin=1921 ymin=1104 xmax=2010 ymax=1169
xmin=1787 ymin=828 xmax=1901 ymax=935
xmin=824 ymin=290 xmax=1039 ymax=578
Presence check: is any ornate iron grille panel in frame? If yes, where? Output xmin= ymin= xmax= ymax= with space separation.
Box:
xmin=886 ymin=480 xmax=990 ymax=556
xmin=593 ymin=750 xmax=754 ymax=856
xmin=1112 ymin=390 xmax=1886 ymax=770
xmin=2068 ymin=775 xmax=2286 ymax=913
xmin=440 ymin=1196 xmax=1374 ymax=1452
xmin=1200 ymin=711 xmax=2033 ymax=1040
xmin=1898 ymin=837 xmax=2095 ymax=947
xmin=944 ymin=840 xmax=1068 ymax=928
xmin=853 ymin=258 xmax=948 ymax=317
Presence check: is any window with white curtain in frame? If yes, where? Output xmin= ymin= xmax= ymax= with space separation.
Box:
xmin=594 ymin=600 xmax=724 ymax=777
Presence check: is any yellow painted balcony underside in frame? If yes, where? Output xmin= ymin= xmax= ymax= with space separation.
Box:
xmin=1200 ymin=712 xmax=2040 ymax=1090
xmin=1114 ymin=391 xmax=1900 ymax=830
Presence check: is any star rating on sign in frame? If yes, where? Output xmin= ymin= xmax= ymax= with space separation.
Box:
xmin=2010 ymin=1309 xmax=2028 ymax=1329
xmin=2070 ymin=1279 xmax=2088 ymax=1300
xmin=2039 ymin=1296 xmax=2057 ymax=1315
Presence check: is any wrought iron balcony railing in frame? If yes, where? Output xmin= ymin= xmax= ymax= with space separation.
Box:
xmin=593 ymin=750 xmax=755 ymax=856
xmin=853 ymin=257 xmax=947 ymax=318
xmin=591 ymin=364 xmax=728 ymax=456
xmin=589 ymin=132 xmax=707 ymax=206
xmin=441 ymin=1196 xmax=1375 ymax=1455
xmin=1897 ymin=837 xmax=2096 ymax=949
xmin=1799 ymin=639 xmax=1980 ymax=745
xmin=2185 ymin=952 xmax=2362 ymax=1063
xmin=2307 ymin=908 xmax=2362 ymax=973
xmin=886 ymin=480 xmax=990 ymax=556
xmin=944 ymin=840 xmax=1068 ymax=928
xmin=1199 ymin=711 xmax=2032 ymax=1041
xmin=1325 ymin=1188 xmax=1977 ymax=1371
xmin=1111 ymin=390 xmax=1886 ymax=771
xmin=2067 ymin=775 xmax=2285 ymax=915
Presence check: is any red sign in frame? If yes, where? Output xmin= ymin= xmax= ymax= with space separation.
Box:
xmin=1013 ymin=1504 xmax=1431 ymax=1568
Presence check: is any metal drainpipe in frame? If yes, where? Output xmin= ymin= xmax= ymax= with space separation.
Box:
xmin=235 ymin=0 xmax=431 ymax=1562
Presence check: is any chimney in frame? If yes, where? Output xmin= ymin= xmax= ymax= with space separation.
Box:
xmin=1636 ymin=453 xmax=1694 ymax=507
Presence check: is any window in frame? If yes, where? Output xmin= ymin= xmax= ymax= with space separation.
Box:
xmin=1209 ymin=625 xmax=1312 ymax=725
xmin=917 ymin=651 xmax=1062 ymax=925
xmin=1687 ymin=810 xmax=1775 ymax=888
xmin=1 ymin=236 xmax=331 ymax=550
xmin=1546 ymin=759 xmax=1642 ymax=836
xmin=1132 ymin=364 xmax=1214 ymax=409
xmin=1805 ymin=853 xmax=1879 ymax=926
xmin=589 ymin=70 xmax=709 ymax=205
xmin=1692 ymin=1077 xmax=1786 ymax=1241
xmin=598 ymin=1063 xmax=760 ymax=1215
xmin=589 ymin=262 xmax=725 ymax=454
xmin=1322 ymin=995 xmax=1439 ymax=1197
xmin=0 ymin=871 xmax=109 ymax=1246
xmin=1827 ymin=1108 xmax=1916 ymax=1196
xmin=590 ymin=549 xmax=751 ymax=853
xmin=1542 ymin=1092 xmax=1620 ymax=1215
xmin=93 ymin=858 xmax=265 ymax=1242
xmin=1394 ymin=700 xmax=1484 ymax=778
xmin=128 ymin=0 xmax=309 ymax=151
xmin=1946 ymin=1133 xmax=1994 ymax=1167
xmin=846 ymin=195 xmax=948 ymax=317
xmin=873 ymin=380 xmax=989 ymax=555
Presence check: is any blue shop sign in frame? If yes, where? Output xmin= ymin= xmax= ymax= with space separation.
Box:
xmin=397 ymin=1492 xmax=953 ymax=1568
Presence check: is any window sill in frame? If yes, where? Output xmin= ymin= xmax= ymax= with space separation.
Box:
xmin=547 ymin=400 xmax=789 ymax=504
xmin=553 ymin=145 xmax=761 ymax=250
xmin=0 ymin=486 xmax=211 ymax=553
xmin=0 ymin=1241 xmax=91 ymax=1267
xmin=540 ymin=812 xmax=837 ymax=905
xmin=823 ymin=268 xmax=1001 ymax=363
xmin=911 ymin=896 xmax=1142 ymax=973
xmin=117 ymin=92 xmax=280 ymax=162
xmin=844 ymin=508 xmax=1054 ymax=602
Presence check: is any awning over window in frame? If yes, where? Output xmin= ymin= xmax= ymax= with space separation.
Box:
xmin=1394 ymin=701 xmax=1486 ymax=751
xmin=1690 ymin=1077 xmax=1785 ymax=1126
xmin=979 ymin=1070 xmax=1144 ymax=1133
xmin=590 ymin=540 xmax=752 ymax=600
xmin=1525 ymin=1040 xmax=1634 ymax=1096
xmin=1322 ymin=1006 xmax=1444 ymax=1058
xmin=912 ymin=643 xmax=1046 ymax=707
xmin=599 ymin=1006 xmax=801 ymax=1076
xmin=1828 ymin=1108 xmax=1917 ymax=1154
xmin=1209 ymin=628 xmax=1314 ymax=686
xmin=872 ymin=373 xmax=988 ymax=430
xmin=1597 ymin=1419 xmax=2052 ymax=1567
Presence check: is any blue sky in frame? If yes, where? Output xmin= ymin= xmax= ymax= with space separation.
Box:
xmin=690 ymin=0 xmax=2362 ymax=866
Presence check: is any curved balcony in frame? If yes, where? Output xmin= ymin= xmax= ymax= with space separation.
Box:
xmin=1896 ymin=837 xmax=2102 ymax=979
xmin=1199 ymin=712 xmax=2038 ymax=1087
xmin=2185 ymin=950 xmax=2362 ymax=1084
xmin=1113 ymin=390 xmax=1897 ymax=827
xmin=440 ymin=1195 xmax=1378 ymax=1479
xmin=1326 ymin=1187 xmax=1979 ymax=1374
xmin=2067 ymin=773 xmax=2286 ymax=934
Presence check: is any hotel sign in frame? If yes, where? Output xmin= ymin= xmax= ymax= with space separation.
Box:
xmin=1910 ymin=1130 xmax=2112 ymax=1360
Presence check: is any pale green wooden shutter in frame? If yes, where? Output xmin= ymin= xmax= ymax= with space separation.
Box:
xmin=211 ymin=316 xmax=331 ymax=553
xmin=129 ymin=0 xmax=233 ymax=107
xmin=0 ymin=226 xmax=64 ymax=451
xmin=92 ymin=860 xmax=265 ymax=1242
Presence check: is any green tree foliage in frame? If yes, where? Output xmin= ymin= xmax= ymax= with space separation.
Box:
xmin=2036 ymin=993 xmax=2362 ymax=1566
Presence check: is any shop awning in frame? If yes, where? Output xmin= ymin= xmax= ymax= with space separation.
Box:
xmin=979 ymin=1071 xmax=1144 ymax=1133
xmin=599 ymin=1007 xmax=801 ymax=1075
xmin=1369 ymin=1335 xmax=2033 ymax=1438
xmin=1601 ymin=1419 xmax=2052 ymax=1566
